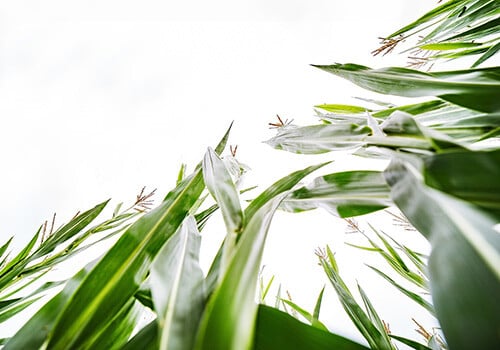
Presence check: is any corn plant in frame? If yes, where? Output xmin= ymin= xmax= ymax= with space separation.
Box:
xmin=267 ymin=1 xmax=500 ymax=348
xmin=1 ymin=1 xmax=498 ymax=349
xmin=372 ymin=0 xmax=500 ymax=68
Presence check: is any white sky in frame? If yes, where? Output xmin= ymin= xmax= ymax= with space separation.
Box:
xmin=1 ymin=0 xmax=438 ymax=346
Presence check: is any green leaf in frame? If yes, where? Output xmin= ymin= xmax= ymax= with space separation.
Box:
xmin=265 ymin=123 xmax=371 ymax=154
xmin=0 ymin=229 xmax=40 ymax=290
xmin=194 ymin=194 xmax=285 ymax=350
xmin=43 ymin=126 xmax=232 ymax=350
xmin=318 ymin=246 xmax=395 ymax=349
xmin=84 ymin=299 xmax=142 ymax=350
xmin=244 ymin=163 xmax=329 ymax=220
xmin=45 ymin=172 xmax=205 ymax=349
xmin=281 ymin=171 xmax=391 ymax=218
xmin=196 ymin=163 xmax=327 ymax=350
xmin=312 ymin=286 xmax=325 ymax=323
xmin=420 ymin=42 xmax=483 ymax=50
xmin=32 ymin=200 xmax=109 ymax=259
xmin=385 ymin=159 xmax=500 ymax=349
xmin=389 ymin=335 xmax=433 ymax=350
xmin=445 ymin=17 xmax=500 ymax=42
xmin=315 ymin=104 xmax=370 ymax=113
xmin=313 ymin=63 xmax=500 ymax=113
xmin=122 ymin=320 xmax=158 ymax=350
xmin=150 ymin=216 xmax=204 ymax=350
xmin=280 ymin=299 xmax=328 ymax=331
xmin=387 ymin=0 xmax=468 ymax=38
xmin=0 ymin=296 xmax=42 ymax=323
xmin=4 ymin=261 xmax=96 ymax=350
xmin=424 ymin=149 xmax=500 ymax=218
xmin=356 ymin=284 xmax=392 ymax=343
xmin=203 ymin=146 xmax=244 ymax=273
xmin=0 ymin=237 xmax=13 ymax=263
xmin=472 ymin=41 xmax=500 ymax=67
xmin=366 ymin=265 xmax=434 ymax=314
xmin=254 ymin=304 xmax=369 ymax=350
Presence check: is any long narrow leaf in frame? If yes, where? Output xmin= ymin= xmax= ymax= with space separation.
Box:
xmin=385 ymin=159 xmax=500 ymax=349
xmin=4 ymin=261 xmax=97 ymax=350
xmin=281 ymin=171 xmax=391 ymax=218
xmin=313 ymin=64 xmax=500 ymax=113
xmin=44 ymin=126 xmax=232 ymax=350
xmin=194 ymin=194 xmax=285 ymax=350
xmin=151 ymin=216 xmax=204 ymax=350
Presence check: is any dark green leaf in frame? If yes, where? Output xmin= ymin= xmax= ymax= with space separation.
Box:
xmin=313 ymin=63 xmax=500 ymax=113
xmin=385 ymin=159 xmax=500 ymax=349
xmin=254 ymin=305 xmax=369 ymax=350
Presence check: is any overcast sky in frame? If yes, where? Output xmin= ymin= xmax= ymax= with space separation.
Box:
xmin=1 ymin=0 xmax=438 ymax=345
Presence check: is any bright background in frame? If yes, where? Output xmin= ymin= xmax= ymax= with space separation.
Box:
xmin=1 ymin=0 xmax=438 ymax=345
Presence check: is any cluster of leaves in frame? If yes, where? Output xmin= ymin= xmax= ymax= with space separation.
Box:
xmin=1 ymin=126 xmax=371 ymax=349
xmin=373 ymin=0 xmax=500 ymax=68
xmin=264 ymin=1 xmax=500 ymax=348
xmin=0 ymin=0 xmax=498 ymax=349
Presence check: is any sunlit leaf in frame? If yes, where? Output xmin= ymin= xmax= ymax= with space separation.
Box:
xmin=150 ymin=216 xmax=204 ymax=350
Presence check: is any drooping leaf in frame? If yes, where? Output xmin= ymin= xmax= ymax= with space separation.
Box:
xmin=281 ymin=171 xmax=391 ymax=218
xmin=385 ymin=159 xmax=500 ymax=349
xmin=265 ymin=123 xmax=372 ymax=154
xmin=424 ymin=149 xmax=500 ymax=218
xmin=313 ymin=63 xmax=500 ymax=113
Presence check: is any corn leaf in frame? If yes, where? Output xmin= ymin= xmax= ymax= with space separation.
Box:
xmin=4 ymin=261 xmax=97 ymax=350
xmin=385 ymin=159 xmax=500 ymax=349
xmin=203 ymin=147 xmax=244 ymax=235
xmin=195 ymin=163 xmax=326 ymax=350
xmin=318 ymin=246 xmax=396 ymax=349
xmin=202 ymin=147 xmax=244 ymax=275
xmin=44 ymin=126 xmax=232 ymax=350
xmin=194 ymin=193 xmax=285 ymax=350
xmin=473 ymin=41 xmax=500 ymax=67
xmin=387 ymin=0 xmax=468 ymax=38
xmin=83 ymin=299 xmax=142 ymax=350
xmin=313 ymin=64 xmax=500 ymax=113
xmin=389 ymin=334 xmax=433 ymax=350
xmin=265 ymin=124 xmax=372 ymax=154
xmin=122 ymin=320 xmax=158 ymax=350
xmin=150 ymin=216 xmax=204 ymax=350
xmin=253 ymin=304 xmax=369 ymax=350
xmin=366 ymin=265 xmax=434 ymax=314
xmin=424 ymin=149 xmax=500 ymax=218
xmin=31 ymin=200 xmax=109 ymax=259
xmin=280 ymin=298 xmax=328 ymax=331
xmin=281 ymin=171 xmax=391 ymax=217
